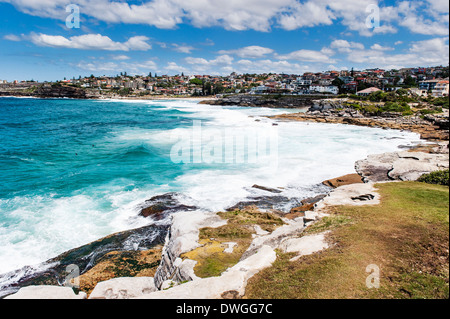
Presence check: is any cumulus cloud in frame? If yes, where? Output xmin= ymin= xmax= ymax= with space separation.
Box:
xmin=343 ymin=37 xmax=449 ymax=69
xmin=28 ymin=33 xmax=151 ymax=51
xmin=330 ymin=40 xmax=365 ymax=53
xmin=0 ymin=0 xmax=445 ymax=35
xmin=276 ymin=49 xmax=336 ymax=63
xmin=77 ymin=59 xmax=157 ymax=73
xmin=218 ymin=46 xmax=274 ymax=58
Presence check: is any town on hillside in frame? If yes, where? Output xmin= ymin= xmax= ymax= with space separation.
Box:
xmin=1 ymin=65 xmax=449 ymax=99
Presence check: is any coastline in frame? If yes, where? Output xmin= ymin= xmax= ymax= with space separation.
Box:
xmin=5 ymin=137 xmax=448 ymax=299
xmin=1 ymin=97 xmax=448 ymax=299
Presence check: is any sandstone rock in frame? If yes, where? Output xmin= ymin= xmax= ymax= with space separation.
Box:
xmin=89 ymin=277 xmax=157 ymax=299
xmin=137 ymin=245 xmax=277 ymax=299
xmin=279 ymin=231 xmax=331 ymax=262
xmin=356 ymin=151 xmax=449 ymax=183
xmin=153 ymin=211 xmax=227 ymax=289
xmin=322 ymin=174 xmax=364 ymax=188
xmin=315 ymin=183 xmax=381 ymax=209
xmin=5 ymin=286 xmax=87 ymax=299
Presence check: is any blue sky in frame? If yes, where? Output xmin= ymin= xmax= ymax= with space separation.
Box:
xmin=0 ymin=0 xmax=448 ymax=81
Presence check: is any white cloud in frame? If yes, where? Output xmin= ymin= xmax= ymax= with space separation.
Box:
xmin=111 ymin=55 xmax=131 ymax=60
xmin=171 ymin=44 xmax=195 ymax=54
xmin=330 ymin=39 xmax=365 ymax=53
xmin=345 ymin=37 xmax=449 ymax=69
xmin=370 ymin=44 xmax=394 ymax=51
xmin=235 ymin=58 xmax=308 ymax=74
xmin=77 ymin=59 xmax=157 ymax=74
xmin=185 ymin=55 xmax=233 ymax=66
xmin=218 ymin=46 xmax=274 ymax=58
xmin=29 ymin=33 xmax=151 ymax=51
xmin=3 ymin=34 xmax=22 ymax=41
xmin=0 ymin=0 xmax=442 ymax=35
xmin=276 ymin=49 xmax=336 ymax=63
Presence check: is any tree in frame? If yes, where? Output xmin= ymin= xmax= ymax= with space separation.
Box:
xmin=190 ymin=78 xmax=203 ymax=85
xmin=404 ymin=76 xmax=416 ymax=87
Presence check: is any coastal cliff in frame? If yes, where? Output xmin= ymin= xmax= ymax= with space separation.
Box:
xmin=0 ymin=84 xmax=100 ymax=99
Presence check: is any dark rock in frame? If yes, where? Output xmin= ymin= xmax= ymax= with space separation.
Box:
xmin=0 ymin=224 xmax=168 ymax=298
xmin=139 ymin=193 xmax=197 ymax=219
xmin=226 ymin=196 xmax=301 ymax=212
xmin=351 ymin=194 xmax=375 ymax=201
xmin=251 ymin=184 xmax=283 ymax=194
xmin=285 ymin=194 xmax=326 ymax=219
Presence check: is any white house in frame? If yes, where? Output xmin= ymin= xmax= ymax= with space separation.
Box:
xmin=309 ymin=85 xmax=339 ymax=95
xmin=432 ymin=80 xmax=449 ymax=97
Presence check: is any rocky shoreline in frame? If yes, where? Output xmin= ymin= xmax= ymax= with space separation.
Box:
xmin=271 ymin=98 xmax=449 ymax=141
xmin=199 ymin=94 xmax=331 ymax=108
xmin=3 ymin=137 xmax=448 ymax=299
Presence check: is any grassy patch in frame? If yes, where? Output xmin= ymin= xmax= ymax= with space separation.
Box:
xmin=245 ymin=182 xmax=449 ymax=299
xmin=182 ymin=208 xmax=284 ymax=278
xmin=303 ymin=215 xmax=353 ymax=235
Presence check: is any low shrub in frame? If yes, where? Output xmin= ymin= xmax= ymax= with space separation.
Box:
xmin=418 ymin=170 xmax=449 ymax=186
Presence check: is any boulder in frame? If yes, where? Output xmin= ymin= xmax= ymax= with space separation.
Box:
xmin=323 ymin=174 xmax=364 ymax=188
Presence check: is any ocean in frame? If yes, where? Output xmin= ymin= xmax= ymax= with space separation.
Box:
xmin=0 ymin=97 xmax=422 ymax=276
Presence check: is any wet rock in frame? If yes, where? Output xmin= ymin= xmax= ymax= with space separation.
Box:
xmin=139 ymin=193 xmax=197 ymax=219
xmin=251 ymin=184 xmax=283 ymax=193
xmin=226 ymin=196 xmax=300 ymax=212
xmin=0 ymin=224 xmax=168 ymax=298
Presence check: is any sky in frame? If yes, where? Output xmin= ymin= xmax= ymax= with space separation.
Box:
xmin=0 ymin=0 xmax=449 ymax=82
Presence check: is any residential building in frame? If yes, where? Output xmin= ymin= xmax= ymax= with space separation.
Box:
xmin=432 ymin=80 xmax=449 ymax=97
xmin=419 ymin=79 xmax=440 ymax=91
xmin=309 ymin=85 xmax=339 ymax=95
xmin=356 ymin=87 xmax=382 ymax=96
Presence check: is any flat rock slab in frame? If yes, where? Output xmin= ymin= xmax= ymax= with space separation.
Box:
xmin=316 ymin=183 xmax=381 ymax=208
xmin=137 ymin=245 xmax=276 ymax=299
xmin=279 ymin=232 xmax=330 ymax=262
xmin=356 ymin=151 xmax=449 ymax=183
xmin=5 ymin=286 xmax=87 ymax=299
xmin=89 ymin=277 xmax=157 ymax=299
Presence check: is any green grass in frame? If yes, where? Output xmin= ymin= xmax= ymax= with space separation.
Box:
xmin=245 ymin=182 xmax=449 ymax=299
xmin=182 ymin=209 xmax=285 ymax=278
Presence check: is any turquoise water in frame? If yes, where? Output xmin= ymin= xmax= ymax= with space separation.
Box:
xmin=0 ymin=97 xmax=422 ymax=274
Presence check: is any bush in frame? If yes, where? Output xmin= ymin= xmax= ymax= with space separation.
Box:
xmin=380 ymin=101 xmax=411 ymax=113
xmin=418 ymin=170 xmax=449 ymax=186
